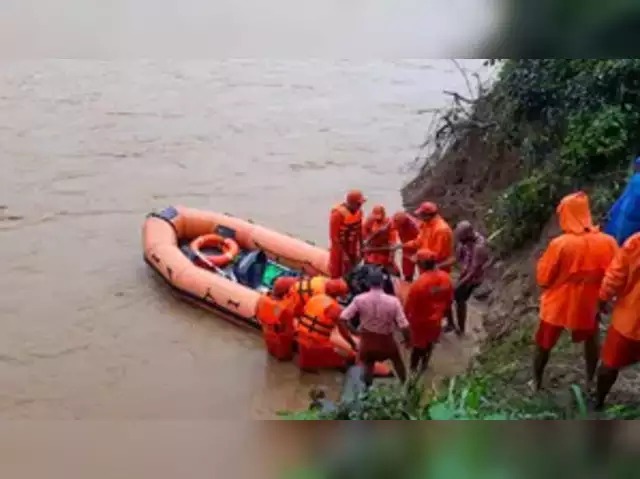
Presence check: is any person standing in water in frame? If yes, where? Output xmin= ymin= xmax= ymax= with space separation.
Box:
xmin=361 ymin=204 xmax=400 ymax=275
xmin=329 ymin=190 xmax=366 ymax=279
xmin=339 ymin=269 xmax=410 ymax=387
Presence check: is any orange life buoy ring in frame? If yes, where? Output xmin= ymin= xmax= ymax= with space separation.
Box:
xmin=190 ymin=233 xmax=240 ymax=269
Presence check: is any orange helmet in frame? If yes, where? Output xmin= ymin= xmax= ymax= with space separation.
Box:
xmin=370 ymin=204 xmax=386 ymax=221
xmin=346 ymin=189 xmax=366 ymax=206
xmin=272 ymin=276 xmax=297 ymax=298
xmin=325 ymin=278 xmax=350 ymax=298
xmin=414 ymin=201 xmax=438 ymax=216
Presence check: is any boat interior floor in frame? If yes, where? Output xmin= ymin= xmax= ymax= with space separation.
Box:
xmin=179 ymin=243 xmax=301 ymax=292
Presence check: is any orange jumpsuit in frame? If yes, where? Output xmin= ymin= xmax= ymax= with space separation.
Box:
xmin=256 ymin=294 xmax=296 ymax=361
xmin=329 ymin=203 xmax=363 ymax=278
xmin=599 ymin=232 xmax=640 ymax=369
xmin=404 ymin=269 xmax=454 ymax=348
xmin=362 ymin=215 xmax=399 ymax=271
xmin=394 ymin=214 xmax=420 ymax=280
xmin=403 ymin=215 xmax=454 ymax=273
xmin=535 ymin=192 xmax=618 ymax=350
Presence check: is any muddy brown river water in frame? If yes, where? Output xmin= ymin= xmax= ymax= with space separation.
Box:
xmin=0 ymin=60 xmax=486 ymax=419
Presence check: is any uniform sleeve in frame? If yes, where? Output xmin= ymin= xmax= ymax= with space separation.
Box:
xmin=394 ymin=298 xmax=410 ymax=329
xmin=389 ymin=226 xmax=399 ymax=244
xmin=330 ymin=209 xmax=343 ymax=244
xmin=355 ymin=217 xmax=363 ymax=244
xmin=600 ymin=247 xmax=630 ymax=302
xmin=536 ymin=240 xmax=562 ymax=289
xmin=362 ymin=220 xmax=370 ymax=239
xmin=339 ymin=297 xmax=360 ymax=321
xmin=404 ymin=224 xmax=425 ymax=251
xmin=404 ymin=282 xmax=420 ymax=323
xmin=432 ymin=228 xmax=454 ymax=262
xmin=325 ymin=303 xmax=343 ymax=323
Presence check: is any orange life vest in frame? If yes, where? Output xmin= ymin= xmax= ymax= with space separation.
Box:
xmin=297 ymin=294 xmax=340 ymax=343
xmin=286 ymin=276 xmax=328 ymax=316
xmin=332 ymin=203 xmax=363 ymax=252
xmin=256 ymin=295 xmax=293 ymax=332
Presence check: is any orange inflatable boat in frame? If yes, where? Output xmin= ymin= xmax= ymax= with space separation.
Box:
xmin=142 ymin=206 xmax=406 ymax=376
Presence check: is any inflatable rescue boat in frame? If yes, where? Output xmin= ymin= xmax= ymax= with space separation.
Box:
xmin=142 ymin=206 xmax=403 ymax=376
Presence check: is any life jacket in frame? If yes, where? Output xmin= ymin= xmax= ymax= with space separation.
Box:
xmin=297 ymin=294 xmax=340 ymax=343
xmin=286 ymin=276 xmax=328 ymax=316
xmin=332 ymin=203 xmax=363 ymax=253
xmin=256 ymin=295 xmax=294 ymax=360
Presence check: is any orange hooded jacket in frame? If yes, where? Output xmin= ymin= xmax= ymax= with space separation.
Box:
xmin=536 ymin=192 xmax=618 ymax=331
xmin=599 ymin=232 xmax=640 ymax=341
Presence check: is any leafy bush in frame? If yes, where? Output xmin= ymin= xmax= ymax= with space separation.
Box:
xmin=483 ymin=60 xmax=640 ymax=252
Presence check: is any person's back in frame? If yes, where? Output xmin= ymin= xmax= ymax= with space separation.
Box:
xmin=256 ymin=277 xmax=297 ymax=360
xmin=595 ymin=231 xmax=640 ymax=409
xmin=339 ymin=269 xmax=410 ymax=385
xmin=405 ymin=269 xmax=453 ymax=325
xmin=286 ymin=276 xmax=328 ymax=317
xmin=537 ymin=192 xmax=618 ymax=331
xmin=601 ymin=232 xmax=640 ymax=338
xmin=298 ymin=293 xmax=342 ymax=343
xmin=349 ymin=287 xmax=404 ymax=335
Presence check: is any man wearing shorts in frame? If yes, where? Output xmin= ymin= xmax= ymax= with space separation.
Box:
xmin=532 ymin=192 xmax=618 ymax=391
xmin=404 ymin=249 xmax=454 ymax=374
xmin=595 ymin=232 xmax=640 ymax=410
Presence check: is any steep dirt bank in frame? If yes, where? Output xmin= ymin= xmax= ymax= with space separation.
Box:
xmin=401 ymin=132 xmax=639 ymax=411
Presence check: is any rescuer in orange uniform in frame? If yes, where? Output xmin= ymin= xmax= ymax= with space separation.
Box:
xmin=361 ymin=204 xmax=400 ymax=275
xmin=533 ymin=192 xmax=618 ymax=392
xmin=403 ymin=201 xmax=454 ymax=272
xmin=256 ymin=276 xmax=298 ymax=361
xmin=595 ymin=232 xmax=640 ymax=410
xmin=295 ymin=279 xmax=354 ymax=371
xmin=329 ymin=190 xmax=366 ymax=279
xmin=391 ymin=211 xmax=420 ymax=282
xmin=404 ymin=248 xmax=454 ymax=374
xmin=286 ymin=275 xmax=330 ymax=317
xmin=403 ymin=201 xmax=456 ymax=330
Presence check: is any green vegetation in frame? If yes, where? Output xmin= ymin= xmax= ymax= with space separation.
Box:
xmin=280 ymin=372 xmax=640 ymax=421
xmin=485 ymin=59 xmax=639 ymax=252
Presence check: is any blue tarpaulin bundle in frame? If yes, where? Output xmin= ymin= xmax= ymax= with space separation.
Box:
xmin=605 ymin=158 xmax=640 ymax=245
